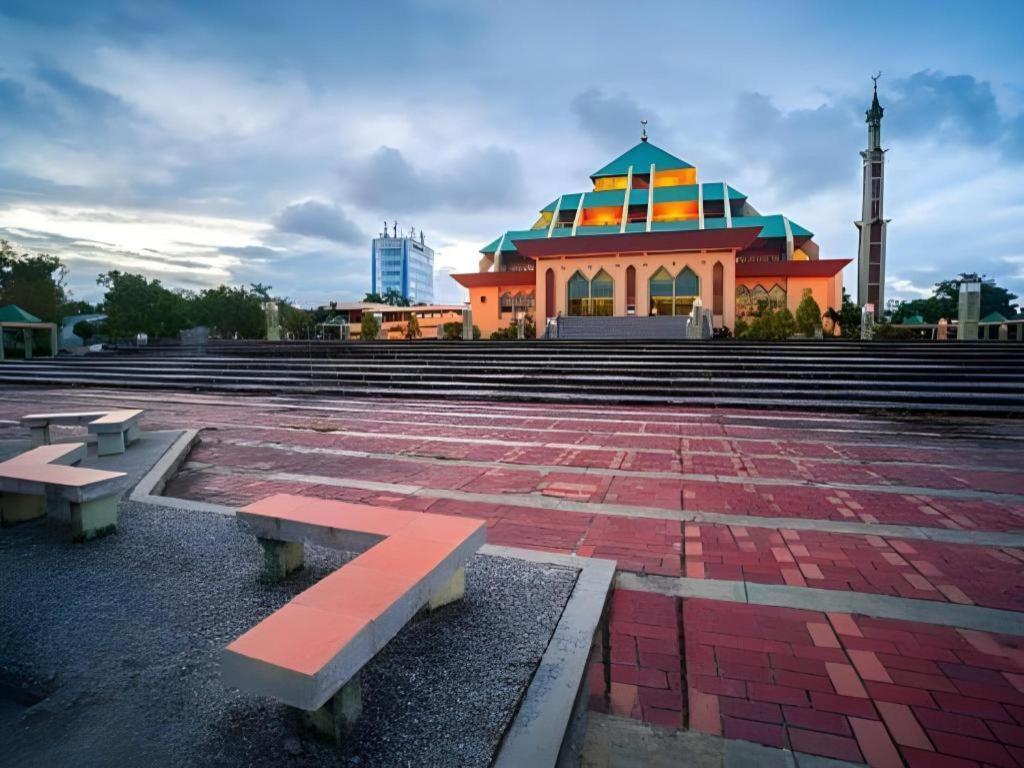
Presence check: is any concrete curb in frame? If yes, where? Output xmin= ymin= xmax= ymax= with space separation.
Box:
xmin=583 ymin=712 xmax=864 ymax=768
xmin=490 ymin=545 xmax=616 ymax=768
xmin=128 ymin=428 xmax=234 ymax=515
xmin=617 ymin=572 xmax=1024 ymax=636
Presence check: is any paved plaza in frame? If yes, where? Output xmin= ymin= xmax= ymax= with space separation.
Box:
xmin=2 ymin=386 xmax=1024 ymax=766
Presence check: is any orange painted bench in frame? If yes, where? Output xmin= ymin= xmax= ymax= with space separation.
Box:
xmin=21 ymin=409 xmax=144 ymax=455
xmin=0 ymin=443 xmax=127 ymax=540
xmin=222 ymin=494 xmax=486 ymax=741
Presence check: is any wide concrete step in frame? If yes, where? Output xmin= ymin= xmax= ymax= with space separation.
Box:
xmin=4 ymin=364 xmax=1023 ymax=392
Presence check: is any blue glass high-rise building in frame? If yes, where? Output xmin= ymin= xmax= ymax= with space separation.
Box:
xmin=371 ymin=224 xmax=434 ymax=304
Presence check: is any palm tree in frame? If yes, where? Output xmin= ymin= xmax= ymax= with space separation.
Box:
xmin=382 ymin=288 xmax=409 ymax=307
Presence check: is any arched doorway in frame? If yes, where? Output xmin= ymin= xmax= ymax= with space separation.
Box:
xmin=649 ymin=268 xmax=674 ymax=316
xmin=590 ymin=269 xmax=614 ymax=316
xmin=674 ymin=267 xmax=699 ymax=315
xmin=567 ymin=271 xmax=589 ymax=316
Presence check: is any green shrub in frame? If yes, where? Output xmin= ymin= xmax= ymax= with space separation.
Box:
xmin=360 ymin=313 xmax=379 ymax=340
xmin=873 ymin=323 xmax=914 ymax=340
xmin=72 ymin=319 xmax=94 ymax=343
xmin=795 ymin=290 xmax=822 ymax=336
xmin=404 ymin=313 xmax=421 ymax=339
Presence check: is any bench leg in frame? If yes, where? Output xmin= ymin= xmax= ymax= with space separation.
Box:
xmin=70 ymin=495 xmax=119 ymax=541
xmin=0 ymin=492 xmax=46 ymax=526
xmin=126 ymin=424 xmax=141 ymax=446
xmin=302 ymin=673 xmax=362 ymax=744
xmin=29 ymin=426 xmax=50 ymax=446
xmin=428 ymin=565 xmax=465 ymax=610
xmin=258 ymin=538 xmax=304 ymax=583
xmin=97 ymin=431 xmax=127 ymax=456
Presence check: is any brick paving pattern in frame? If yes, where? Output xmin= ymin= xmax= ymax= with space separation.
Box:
xmin=2 ymin=388 xmax=1023 ymax=766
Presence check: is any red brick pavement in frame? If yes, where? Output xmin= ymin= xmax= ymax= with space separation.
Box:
xmin=685 ymin=599 xmax=1024 ymax=767
xmin=685 ymin=523 xmax=1024 ymax=612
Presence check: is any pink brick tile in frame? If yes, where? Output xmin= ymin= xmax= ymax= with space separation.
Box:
xmin=781 ymin=567 xmax=807 ymax=587
xmin=848 ymin=649 xmax=893 ymax=683
xmin=825 ymin=662 xmax=868 ymax=698
xmin=688 ymin=689 xmax=721 ymax=735
xmin=936 ymin=584 xmax=974 ymax=605
xmin=849 ymin=717 xmax=902 ymax=768
xmin=807 ymin=622 xmax=841 ymax=649
xmin=827 ymin=612 xmax=863 ymax=638
xmin=798 ymin=562 xmax=824 ymax=580
xmin=876 ymin=701 xmax=932 ymax=750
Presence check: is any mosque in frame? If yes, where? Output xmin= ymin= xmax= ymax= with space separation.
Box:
xmin=453 ymin=127 xmax=851 ymax=338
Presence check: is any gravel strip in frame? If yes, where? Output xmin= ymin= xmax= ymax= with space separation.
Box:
xmin=0 ymin=500 xmax=577 ymax=767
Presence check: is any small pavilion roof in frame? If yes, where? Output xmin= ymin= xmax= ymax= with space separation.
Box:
xmin=981 ymin=311 xmax=1008 ymax=323
xmin=591 ymin=140 xmax=693 ymax=178
xmin=0 ymin=304 xmax=42 ymax=323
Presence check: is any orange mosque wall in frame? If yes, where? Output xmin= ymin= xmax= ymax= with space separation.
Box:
xmin=533 ymin=250 xmax=738 ymax=337
xmin=734 ymin=275 xmax=843 ymax=322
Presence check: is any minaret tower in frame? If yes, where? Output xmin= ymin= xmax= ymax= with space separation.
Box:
xmin=856 ymin=73 xmax=888 ymax=318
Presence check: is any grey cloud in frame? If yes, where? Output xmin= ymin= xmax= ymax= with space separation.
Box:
xmin=729 ymin=92 xmax=861 ymax=194
xmin=274 ymin=199 xmax=363 ymax=244
xmin=570 ymin=88 xmax=660 ymax=149
xmin=887 ymin=70 xmax=1001 ymax=145
xmin=342 ymin=145 xmax=523 ymax=213
xmin=727 ymin=70 xmax=1024 ymax=198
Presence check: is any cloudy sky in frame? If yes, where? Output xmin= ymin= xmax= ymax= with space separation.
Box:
xmin=1 ymin=0 xmax=1022 ymax=308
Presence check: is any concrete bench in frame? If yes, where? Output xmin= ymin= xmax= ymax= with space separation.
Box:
xmin=21 ymin=409 xmax=144 ymax=456
xmin=222 ymin=493 xmax=486 ymax=742
xmin=0 ymin=443 xmax=127 ymax=540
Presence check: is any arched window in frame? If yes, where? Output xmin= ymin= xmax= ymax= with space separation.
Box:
xmin=590 ymin=269 xmax=614 ymax=316
xmin=626 ymin=265 xmax=636 ymax=314
xmin=750 ymin=284 xmax=769 ymax=314
xmin=768 ymin=284 xmax=787 ymax=310
xmin=545 ymin=268 xmax=555 ymax=319
xmin=713 ymin=262 xmax=724 ymax=315
xmin=736 ymin=285 xmax=752 ymax=317
xmin=649 ymin=268 xmax=674 ymax=316
xmin=567 ymin=271 xmax=589 ymax=316
xmin=500 ymin=292 xmax=513 ymax=317
xmin=674 ymin=267 xmax=699 ymax=315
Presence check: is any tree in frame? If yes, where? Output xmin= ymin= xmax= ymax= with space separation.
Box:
xmin=794 ymin=290 xmax=823 ymax=336
xmin=72 ymin=320 xmax=94 ymax=344
xmin=279 ymin=303 xmax=313 ymax=338
xmin=97 ymin=271 xmax=190 ymax=341
xmin=0 ymin=240 xmax=67 ymax=321
xmin=360 ymin=312 xmax=380 ymax=340
xmin=891 ymin=273 xmax=1019 ymax=323
xmin=382 ymin=288 xmax=409 ymax=307
xmin=191 ymin=285 xmax=265 ymax=338
xmin=774 ymin=307 xmax=797 ymax=339
xmin=837 ymin=290 xmax=862 ymax=339
xmin=363 ymin=292 xmax=384 ymax=304
xmin=404 ymin=312 xmax=421 ymax=339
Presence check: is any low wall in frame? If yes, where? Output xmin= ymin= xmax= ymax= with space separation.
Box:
xmin=554 ymin=315 xmax=690 ymax=340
